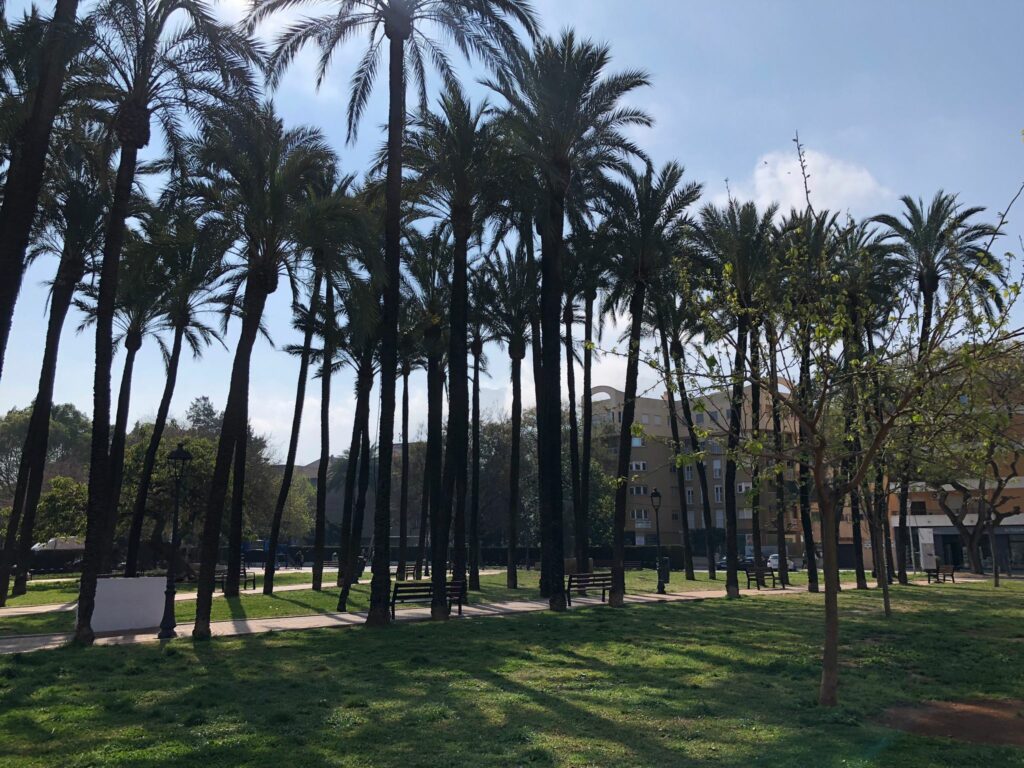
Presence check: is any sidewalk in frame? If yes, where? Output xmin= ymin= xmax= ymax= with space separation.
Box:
xmin=0 ymin=584 xmax=811 ymax=655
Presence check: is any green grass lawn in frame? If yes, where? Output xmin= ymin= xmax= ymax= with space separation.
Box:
xmin=0 ymin=581 xmax=1021 ymax=767
xmin=0 ymin=569 xmax=860 ymax=638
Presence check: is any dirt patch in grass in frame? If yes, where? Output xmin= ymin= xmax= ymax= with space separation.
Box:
xmin=881 ymin=699 xmax=1024 ymax=747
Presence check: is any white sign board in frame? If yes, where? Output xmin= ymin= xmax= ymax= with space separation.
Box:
xmin=88 ymin=577 xmax=165 ymax=633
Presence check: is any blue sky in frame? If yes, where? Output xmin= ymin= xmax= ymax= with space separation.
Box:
xmin=3 ymin=0 xmax=1023 ymax=464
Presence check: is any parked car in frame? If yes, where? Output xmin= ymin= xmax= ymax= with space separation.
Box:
xmin=716 ymin=555 xmax=761 ymax=570
xmin=767 ymin=553 xmax=798 ymax=571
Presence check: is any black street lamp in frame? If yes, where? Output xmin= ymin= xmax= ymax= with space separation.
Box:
xmin=159 ymin=442 xmax=192 ymax=640
xmin=650 ymin=487 xmax=665 ymax=594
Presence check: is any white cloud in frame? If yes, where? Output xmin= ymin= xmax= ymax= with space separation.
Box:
xmin=719 ymin=148 xmax=891 ymax=219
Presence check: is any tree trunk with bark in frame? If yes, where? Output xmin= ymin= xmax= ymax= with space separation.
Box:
xmin=192 ymin=283 xmax=268 ymax=639
xmin=398 ymin=365 xmax=410 ymax=581
xmin=313 ymin=284 xmax=334 ymax=592
xmin=364 ymin=17 xmax=409 ymax=627
xmin=264 ymin=267 xmax=321 ymax=593
xmin=124 ymin=325 xmax=184 ymax=577
xmin=610 ymin=282 xmax=647 ymax=606
xmin=749 ymin=323 xmax=764 ymax=579
xmin=723 ymin=313 xmax=748 ymax=599
xmin=75 ymin=139 xmax=142 ymax=645
xmin=579 ymin=293 xmax=595 ymax=574
xmin=564 ymin=301 xmax=584 ymax=572
xmin=659 ymin=327 xmax=694 ymax=579
xmin=427 ymin=343 xmax=448 ymax=619
xmin=224 ymin=401 xmax=248 ymax=596
xmin=768 ymin=327 xmax=789 ymax=587
xmin=0 ymin=239 xmax=84 ymax=603
xmin=507 ymin=345 xmax=524 ymax=589
xmin=468 ymin=337 xmax=482 ymax=589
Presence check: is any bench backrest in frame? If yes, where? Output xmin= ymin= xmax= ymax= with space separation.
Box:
xmin=569 ymin=571 xmax=612 ymax=587
xmin=446 ymin=580 xmax=467 ymax=599
xmin=938 ymin=564 xmax=955 ymax=574
xmin=392 ymin=581 xmax=433 ymax=599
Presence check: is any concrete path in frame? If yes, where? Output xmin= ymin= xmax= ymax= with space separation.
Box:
xmin=0 ymin=585 xmax=812 ymax=655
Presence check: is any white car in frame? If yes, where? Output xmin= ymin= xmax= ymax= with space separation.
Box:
xmin=767 ymin=553 xmax=798 ymax=571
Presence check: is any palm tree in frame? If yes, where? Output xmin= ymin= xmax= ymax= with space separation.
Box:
xmin=695 ymin=199 xmax=777 ymax=598
xmin=77 ymin=230 xmax=167 ymax=572
xmin=600 ymin=161 xmax=700 ymax=603
xmin=485 ymin=30 xmax=651 ymax=609
xmin=396 ymin=300 xmax=424 ymax=581
xmin=479 ymin=245 xmax=536 ymax=589
xmin=873 ymin=192 xmax=1002 ymax=583
xmin=0 ymin=0 xmax=101 ymax=378
xmin=403 ymin=228 xmax=451 ymax=617
xmin=122 ymin=203 xmax=227 ymax=576
xmin=0 ymin=133 xmax=108 ymax=605
xmin=185 ymin=103 xmax=334 ymax=638
xmin=403 ymin=86 xmax=498 ymax=589
xmin=467 ymin=271 xmax=493 ymax=590
xmin=566 ymin=226 xmax=611 ymax=573
xmin=72 ymin=0 xmax=259 ymax=644
xmin=253 ymin=0 xmax=538 ymax=627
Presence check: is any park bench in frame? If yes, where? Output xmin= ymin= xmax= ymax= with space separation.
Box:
xmin=390 ymin=578 xmax=466 ymax=619
xmin=215 ymin=565 xmax=256 ymax=592
xmin=565 ymin=571 xmax=614 ymax=606
xmin=743 ymin=566 xmax=778 ymax=590
xmin=593 ymin=559 xmax=643 ymax=570
xmin=926 ymin=564 xmax=957 ymax=584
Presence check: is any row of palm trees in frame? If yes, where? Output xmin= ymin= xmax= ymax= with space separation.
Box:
xmin=0 ymin=0 xmax=1010 ymax=680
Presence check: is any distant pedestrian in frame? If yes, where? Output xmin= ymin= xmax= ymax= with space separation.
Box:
xmin=294 ymin=549 xmax=304 ymax=568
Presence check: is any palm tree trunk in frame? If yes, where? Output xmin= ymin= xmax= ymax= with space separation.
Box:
xmin=529 ymin=308 xmax=546 ymax=593
xmin=749 ymin=323 xmax=763 ymax=578
xmin=670 ymin=339 xmax=715 ymax=578
xmin=0 ymin=0 xmax=81 ymax=382
xmin=336 ymin=350 xmax=372 ymax=607
xmin=100 ymin=332 xmax=142 ymax=574
xmin=414 ymin=446 xmax=430 ymax=581
xmin=579 ymin=293 xmax=594 ymax=574
xmin=610 ymin=282 xmax=647 ymax=606
xmin=468 ymin=342 xmax=482 ymax=590
xmin=724 ymin=313 xmax=748 ymax=599
xmin=339 ymin=423 xmax=371 ymax=609
xmin=538 ymin=179 xmax=567 ymax=612
xmin=507 ymin=350 xmax=523 ymax=589
xmin=441 ymin=212 xmax=471 ymax=589
xmin=75 ymin=143 xmax=140 ymax=645
xmin=428 ymin=350 xmax=449 ymax=619
xmin=225 ymin=409 xmax=248 ymax=596
xmin=0 ymin=241 xmax=83 ymax=603
xmin=313 ymin=284 xmax=334 ymax=592
xmin=767 ymin=328 xmax=788 ymax=587
xmin=659 ymin=327 xmax=694 ymax=579
xmin=192 ymin=284 xmax=268 ymax=639
xmin=264 ymin=267 xmax=322 ymax=594
xmin=797 ymin=321 xmax=818 ymax=593
xmin=365 ymin=23 xmax=408 ymax=627
xmin=564 ymin=301 xmax=584 ymax=575
xmin=124 ymin=325 xmax=184 ymax=577
xmin=398 ymin=366 xmax=410 ymax=581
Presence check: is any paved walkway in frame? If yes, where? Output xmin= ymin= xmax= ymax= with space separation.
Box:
xmin=0 ymin=585 xmax=812 ymax=655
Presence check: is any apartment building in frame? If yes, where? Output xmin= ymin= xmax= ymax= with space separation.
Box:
xmin=591 ymin=384 xmax=871 ymax=566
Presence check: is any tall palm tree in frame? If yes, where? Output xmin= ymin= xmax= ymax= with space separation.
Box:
xmin=601 ymin=161 xmax=700 ymax=603
xmin=263 ymin=170 xmax=360 ymax=593
xmin=123 ymin=203 xmax=227 ymax=576
xmin=695 ymin=199 xmax=777 ymax=598
xmin=479 ymin=245 xmax=535 ymax=589
xmin=403 ymin=86 xmax=497 ymax=590
xmin=485 ymin=30 xmax=651 ymax=609
xmin=186 ymin=103 xmax=334 ymax=638
xmin=873 ymin=191 xmax=1001 ymax=583
xmin=0 ymin=0 xmax=100 ymax=378
xmin=403 ymin=228 xmax=451 ymax=617
xmin=77 ymin=231 xmax=167 ymax=572
xmin=467 ymin=274 xmax=492 ymax=590
xmin=566 ymin=226 xmax=611 ymax=572
xmin=253 ymin=0 xmax=538 ymax=627
xmin=73 ymin=0 xmax=259 ymax=645
xmin=396 ymin=299 xmax=424 ymax=581
xmin=0 ymin=133 xmax=108 ymax=605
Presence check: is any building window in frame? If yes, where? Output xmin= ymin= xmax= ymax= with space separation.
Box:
xmin=714 ymin=485 xmax=723 ymax=503
xmin=684 ymin=465 xmax=693 ymax=481
xmin=695 ymin=412 xmax=704 ymax=425
xmin=671 ymin=512 xmax=679 ymax=520
xmin=711 ymin=441 xmax=723 ymax=455
xmin=686 ymin=488 xmax=694 ymax=504
xmin=641 ymin=413 xmax=650 ymax=425
xmin=629 ymin=485 xmax=649 ymax=497
xmin=630 ymin=460 xmax=648 ymax=472
xmin=688 ymin=510 xmax=698 ymax=528
xmin=631 ymin=436 xmax=645 ymax=448
xmin=713 ymin=460 xmax=722 ymax=479
xmin=630 ymin=508 xmax=650 ymax=520
xmin=715 ymin=509 xmax=725 ymax=528
xmin=737 ymin=482 xmax=750 ymax=494
xmin=654 ymin=414 xmax=662 ymax=426
xmin=910 ymin=501 xmax=927 ymax=515
xmin=738 ymin=508 xmax=752 ymax=520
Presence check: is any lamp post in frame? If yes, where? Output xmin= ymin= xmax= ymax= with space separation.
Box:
xmin=159 ymin=442 xmax=192 ymax=640
xmin=651 ymin=487 xmax=665 ymax=594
